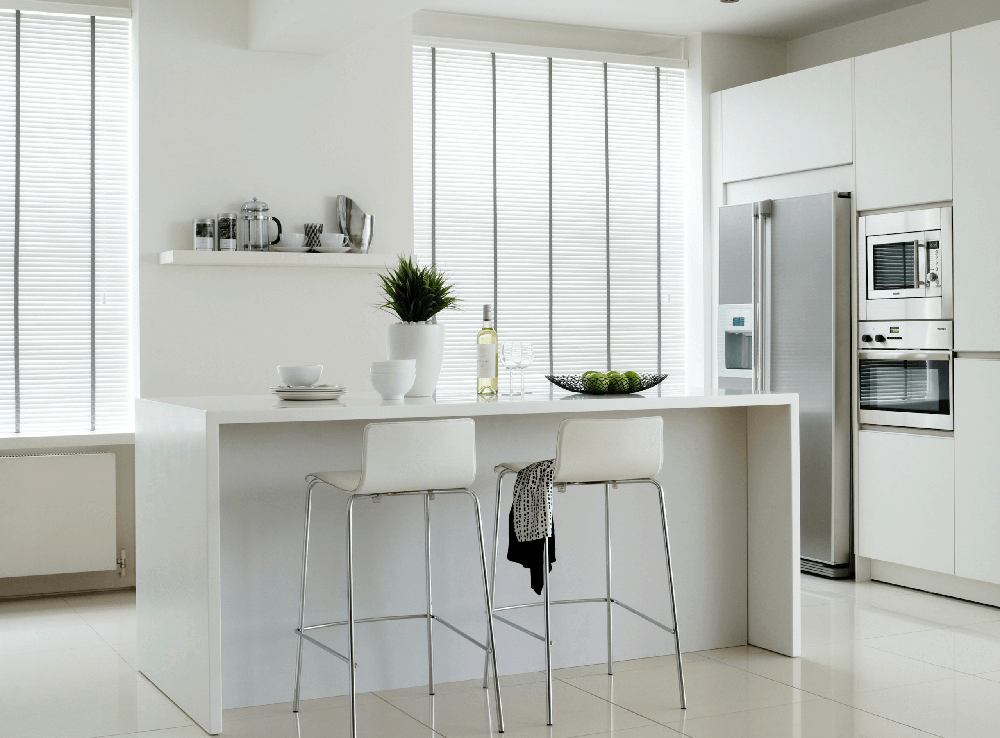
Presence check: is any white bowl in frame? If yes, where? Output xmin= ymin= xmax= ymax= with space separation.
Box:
xmin=371 ymin=359 xmax=416 ymax=374
xmin=280 ymin=233 xmax=306 ymax=248
xmin=278 ymin=365 xmax=323 ymax=387
xmin=371 ymin=370 xmax=416 ymax=400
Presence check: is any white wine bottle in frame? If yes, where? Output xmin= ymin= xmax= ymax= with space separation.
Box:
xmin=477 ymin=304 xmax=498 ymax=395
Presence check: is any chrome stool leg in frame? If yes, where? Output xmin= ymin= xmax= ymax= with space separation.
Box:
xmin=542 ymin=510 xmax=553 ymax=725
xmin=604 ymin=482 xmax=614 ymax=676
xmin=424 ymin=492 xmax=435 ymax=695
xmin=292 ymin=479 xmax=319 ymax=713
xmin=653 ymin=479 xmax=687 ymax=709
xmin=483 ymin=469 xmax=511 ymax=689
xmin=465 ymin=489 xmax=506 ymax=732
xmin=346 ymin=496 xmax=359 ymax=738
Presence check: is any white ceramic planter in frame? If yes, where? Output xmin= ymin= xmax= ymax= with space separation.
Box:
xmin=385 ymin=322 xmax=445 ymax=397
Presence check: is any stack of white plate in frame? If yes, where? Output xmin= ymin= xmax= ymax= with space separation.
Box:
xmin=271 ymin=384 xmax=348 ymax=401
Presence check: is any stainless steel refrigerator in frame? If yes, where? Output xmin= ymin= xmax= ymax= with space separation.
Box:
xmin=717 ymin=192 xmax=853 ymax=578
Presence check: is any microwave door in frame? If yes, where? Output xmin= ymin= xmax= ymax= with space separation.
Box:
xmin=867 ymin=234 xmax=924 ymax=300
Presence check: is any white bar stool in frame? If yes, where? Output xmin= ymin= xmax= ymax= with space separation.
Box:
xmin=485 ymin=415 xmax=686 ymax=725
xmin=292 ymin=418 xmax=505 ymax=737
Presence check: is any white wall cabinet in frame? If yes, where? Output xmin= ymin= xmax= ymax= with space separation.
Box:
xmin=855 ymin=34 xmax=952 ymax=211
xmin=955 ymin=359 xmax=1000 ymax=584
xmin=953 ymin=20 xmax=1000 ymax=352
xmin=720 ymin=59 xmax=853 ymax=184
xmin=859 ymin=430 xmax=954 ymax=575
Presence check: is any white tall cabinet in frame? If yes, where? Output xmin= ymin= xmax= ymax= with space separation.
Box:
xmin=955 ymin=359 xmax=1000 ymax=585
xmin=854 ymin=34 xmax=952 ymax=211
xmin=953 ymin=20 xmax=1000 ymax=352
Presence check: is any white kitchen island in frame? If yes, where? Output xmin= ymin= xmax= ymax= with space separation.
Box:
xmin=135 ymin=389 xmax=800 ymax=734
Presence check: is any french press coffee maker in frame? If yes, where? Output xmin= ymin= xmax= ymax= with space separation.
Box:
xmin=240 ymin=198 xmax=282 ymax=251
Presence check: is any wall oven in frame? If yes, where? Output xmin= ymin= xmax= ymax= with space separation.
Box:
xmin=859 ymin=207 xmax=952 ymax=321
xmin=859 ymin=321 xmax=953 ymax=431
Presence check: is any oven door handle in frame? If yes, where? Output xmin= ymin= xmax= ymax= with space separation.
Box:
xmin=858 ymin=350 xmax=952 ymax=362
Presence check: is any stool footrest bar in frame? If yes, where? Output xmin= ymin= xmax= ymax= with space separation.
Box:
xmin=302 ymin=613 xmax=428 ymax=631
xmin=432 ymin=615 xmax=489 ymax=652
xmin=612 ymin=598 xmax=674 ymax=634
xmin=297 ymin=630 xmax=352 ymax=665
xmin=494 ymin=614 xmax=546 ymax=642
xmin=494 ymin=597 xmax=607 ymax=613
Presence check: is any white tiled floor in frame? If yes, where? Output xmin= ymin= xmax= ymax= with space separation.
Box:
xmin=5 ymin=574 xmax=1000 ymax=737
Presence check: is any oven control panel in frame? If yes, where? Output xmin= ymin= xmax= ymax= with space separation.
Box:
xmin=859 ymin=321 xmax=952 ymax=351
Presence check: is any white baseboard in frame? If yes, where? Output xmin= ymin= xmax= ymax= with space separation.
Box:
xmin=872 ymin=559 xmax=1000 ymax=608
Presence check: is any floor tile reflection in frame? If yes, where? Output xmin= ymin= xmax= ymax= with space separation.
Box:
xmin=7 ymin=575 xmax=1000 ymax=738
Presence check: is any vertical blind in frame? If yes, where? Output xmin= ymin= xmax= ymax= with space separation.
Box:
xmin=0 ymin=10 xmax=131 ymax=434
xmin=413 ymin=45 xmax=686 ymax=394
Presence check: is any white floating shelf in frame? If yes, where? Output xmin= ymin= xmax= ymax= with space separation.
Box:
xmin=159 ymin=250 xmax=397 ymax=268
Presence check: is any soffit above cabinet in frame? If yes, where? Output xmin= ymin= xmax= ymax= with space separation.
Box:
xmin=720 ymin=59 xmax=853 ymax=184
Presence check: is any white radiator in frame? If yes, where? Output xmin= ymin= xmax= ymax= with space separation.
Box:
xmin=0 ymin=453 xmax=117 ymax=578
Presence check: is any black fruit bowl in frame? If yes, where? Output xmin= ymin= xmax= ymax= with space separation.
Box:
xmin=545 ymin=373 xmax=668 ymax=395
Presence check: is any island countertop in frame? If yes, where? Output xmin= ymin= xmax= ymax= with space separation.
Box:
xmin=140 ymin=388 xmax=799 ymax=424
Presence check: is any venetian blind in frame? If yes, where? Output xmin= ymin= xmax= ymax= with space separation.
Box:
xmin=413 ymin=45 xmax=686 ymax=395
xmin=0 ymin=10 xmax=131 ymax=434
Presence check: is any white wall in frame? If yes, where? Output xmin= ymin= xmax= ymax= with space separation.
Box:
xmin=135 ymin=0 xmax=411 ymax=399
xmin=693 ymin=33 xmax=787 ymax=391
xmin=788 ymin=0 xmax=1000 ymax=71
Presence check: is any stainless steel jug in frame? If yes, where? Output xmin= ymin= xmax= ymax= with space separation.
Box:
xmin=240 ymin=198 xmax=282 ymax=251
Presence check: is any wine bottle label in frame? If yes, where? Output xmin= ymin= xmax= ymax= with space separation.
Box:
xmin=477 ymin=343 xmax=497 ymax=379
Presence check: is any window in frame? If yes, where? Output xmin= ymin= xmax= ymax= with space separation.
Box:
xmin=0 ymin=10 xmax=131 ymax=434
xmin=413 ymin=45 xmax=686 ymax=394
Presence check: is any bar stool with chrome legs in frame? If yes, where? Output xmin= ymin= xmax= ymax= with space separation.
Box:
xmin=485 ymin=415 xmax=686 ymax=725
xmin=292 ymin=418 xmax=505 ymax=737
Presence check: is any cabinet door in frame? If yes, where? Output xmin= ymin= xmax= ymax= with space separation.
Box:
xmin=955 ymin=359 xmax=1000 ymax=584
xmin=954 ymin=21 xmax=1000 ymax=352
xmin=721 ymin=59 xmax=853 ymax=183
xmin=855 ymin=34 xmax=952 ymax=211
xmin=859 ymin=431 xmax=954 ymax=574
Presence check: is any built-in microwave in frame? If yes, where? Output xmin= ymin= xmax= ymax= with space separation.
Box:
xmin=859 ymin=207 xmax=952 ymax=321
xmin=858 ymin=321 xmax=953 ymax=431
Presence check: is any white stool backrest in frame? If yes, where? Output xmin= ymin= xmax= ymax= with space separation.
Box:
xmin=552 ymin=416 xmax=663 ymax=484
xmin=356 ymin=418 xmax=477 ymax=494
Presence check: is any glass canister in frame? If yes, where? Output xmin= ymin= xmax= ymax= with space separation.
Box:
xmin=193 ymin=218 xmax=216 ymax=251
xmin=217 ymin=213 xmax=238 ymax=251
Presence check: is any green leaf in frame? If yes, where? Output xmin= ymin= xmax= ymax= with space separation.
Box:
xmin=375 ymin=255 xmax=460 ymax=323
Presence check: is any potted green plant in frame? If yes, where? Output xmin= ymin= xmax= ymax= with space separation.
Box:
xmin=377 ymin=255 xmax=458 ymax=396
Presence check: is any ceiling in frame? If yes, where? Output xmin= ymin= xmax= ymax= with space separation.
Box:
xmin=424 ymin=0 xmax=930 ymax=40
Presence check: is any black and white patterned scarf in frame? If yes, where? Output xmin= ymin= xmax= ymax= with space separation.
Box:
xmin=512 ymin=459 xmax=555 ymax=543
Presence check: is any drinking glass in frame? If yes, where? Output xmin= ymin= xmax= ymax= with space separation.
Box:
xmin=499 ymin=342 xmax=520 ymax=396
xmin=515 ymin=341 xmax=534 ymax=395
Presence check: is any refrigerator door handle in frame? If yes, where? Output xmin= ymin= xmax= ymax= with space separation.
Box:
xmin=751 ymin=205 xmax=758 ymax=393
xmin=753 ymin=200 xmax=772 ymax=393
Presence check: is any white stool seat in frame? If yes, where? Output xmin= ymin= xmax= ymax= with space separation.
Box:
xmin=493 ymin=461 xmax=531 ymax=473
xmin=292 ymin=418 xmax=505 ymax=738
xmin=310 ymin=470 xmax=362 ymax=492
xmin=486 ymin=415 xmax=685 ymax=726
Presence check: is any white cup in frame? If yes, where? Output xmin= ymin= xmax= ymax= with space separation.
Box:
xmin=279 ymin=233 xmax=306 ymax=249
